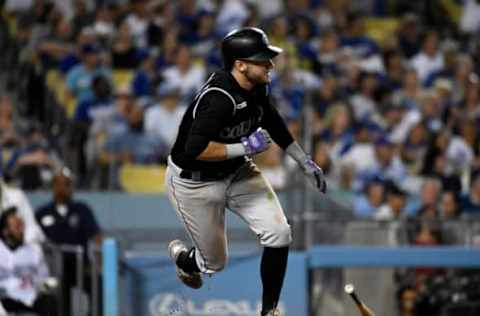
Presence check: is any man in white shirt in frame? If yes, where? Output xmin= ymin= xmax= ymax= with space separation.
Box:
xmin=410 ymin=31 xmax=444 ymax=85
xmin=161 ymin=45 xmax=206 ymax=101
xmin=145 ymin=84 xmax=187 ymax=150
xmin=0 ymin=181 xmax=45 ymax=244
xmin=0 ymin=207 xmax=57 ymax=315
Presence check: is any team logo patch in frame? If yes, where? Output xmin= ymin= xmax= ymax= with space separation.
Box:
xmin=236 ymin=101 xmax=247 ymax=109
xmin=41 ymin=215 xmax=55 ymax=227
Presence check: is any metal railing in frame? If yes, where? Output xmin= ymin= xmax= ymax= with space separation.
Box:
xmin=45 ymin=241 xmax=103 ymax=316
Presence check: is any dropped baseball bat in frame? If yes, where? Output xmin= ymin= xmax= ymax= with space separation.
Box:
xmin=344 ymin=284 xmax=375 ymax=316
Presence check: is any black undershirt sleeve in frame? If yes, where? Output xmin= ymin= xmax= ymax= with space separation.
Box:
xmin=261 ymin=93 xmax=295 ymax=150
xmin=184 ymin=91 xmax=235 ymax=159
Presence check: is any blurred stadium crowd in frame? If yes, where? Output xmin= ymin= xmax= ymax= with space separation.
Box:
xmin=1 ymin=0 xmax=480 ymax=315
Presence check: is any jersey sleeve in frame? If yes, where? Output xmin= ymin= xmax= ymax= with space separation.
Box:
xmin=261 ymin=90 xmax=295 ymax=150
xmin=184 ymin=90 xmax=235 ymax=159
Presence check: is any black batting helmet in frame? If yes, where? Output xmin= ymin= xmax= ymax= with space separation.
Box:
xmin=221 ymin=27 xmax=283 ymax=70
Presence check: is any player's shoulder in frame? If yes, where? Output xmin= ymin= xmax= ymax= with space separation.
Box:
xmin=195 ymin=71 xmax=236 ymax=104
xmin=202 ymin=70 xmax=234 ymax=91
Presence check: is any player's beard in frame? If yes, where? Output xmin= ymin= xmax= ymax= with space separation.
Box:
xmin=244 ymin=65 xmax=270 ymax=85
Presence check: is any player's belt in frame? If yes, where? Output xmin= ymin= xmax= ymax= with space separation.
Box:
xmin=179 ymin=170 xmax=230 ymax=181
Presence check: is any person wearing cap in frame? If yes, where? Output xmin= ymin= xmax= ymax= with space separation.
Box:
xmin=0 ymin=207 xmax=58 ymax=316
xmin=35 ymin=167 xmax=102 ymax=315
xmin=165 ymin=27 xmax=327 ymax=316
xmin=144 ymin=83 xmax=186 ymax=150
xmin=72 ymin=74 xmax=115 ymax=187
xmin=65 ymin=42 xmax=110 ymax=104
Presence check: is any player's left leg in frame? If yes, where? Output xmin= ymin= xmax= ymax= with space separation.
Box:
xmin=227 ymin=161 xmax=291 ymax=316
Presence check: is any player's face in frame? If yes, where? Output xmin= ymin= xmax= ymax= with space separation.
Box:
xmin=243 ymin=59 xmax=274 ymax=85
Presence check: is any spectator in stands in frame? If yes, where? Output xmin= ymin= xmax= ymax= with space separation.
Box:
xmin=0 ymin=207 xmax=57 ymax=316
xmin=397 ymin=284 xmax=417 ymax=316
xmin=424 ymin=42 xmax=458 ymax=88
xmin=270 ymin=59 xmax=307 ymax=121
xmin=101 ymin=102 xmax=167 ymax=165
xmin=125 ymin=0 xmax=151 ymax=49
xmin=433 ymin=78 xmax=454 ymax=119
xmin=189 ymin=10 xmax=217 ymax=58
xmin=161 ymin=44 xmax=206 ymax=101
xmin=397 ymin=13 xmax=421 ymax=59
xmin=412 ymin=223 xmax=444 ymax=280
xmin=99 ymin=102 xmax=167 ymax=188
xmin=5 ymin=122 xmax=62 ymax=190
xmin=74 ymin=75 xmax=114 ymax=125
xmin=420 ymin=90 xmax=444 ymax=132
xmin=269 ymin=15 xmax=297 ymax=63
xmin=155 ymin=28 xmax=179 ymax=71
xmin=349 ymin=71 xmax=379 ymax=121
xmin=458 ymin=118 xmax=480 ymax=173
xmin=111 ymin=20 xmax=140 ymax=69
xmin=66 ymin=42 xmax=110 ymax=104
xmin=215 ymin=0 xmax=250 ymax=36
xmin=410 ymin=30 xmax=444 ymax=85
xmin=146 ymin=1 xmax=173 ymax=47
xmin=353 ymin=179 xmax=385 ymax=218
xmin=72 ymin=75 xmax=114 ymax=187
xmin=35 ymin=167 xmax=102 ymax=316
xmin=36 ymin=16 xmax=74 ymax=70
xmin=413 ymin=177 xmax=442 ymax=219
xmin=312 ymin=74 xmax=342 ymax=118
xmin=443 ymin=54 xmax=474 ymax=108
xmin=422 ymin=130 xmax=472 ymax=193
xmin=339 ymin=11 xmax=380 ymax=61
xmin=291 ymin=16 xmax=318 ymax=71
xmin=343 ymin=133 xmax=407 ymax=192
xmin=0 ymin=96 xmax=18 ymax=154
xmin=369 ymin=137 xmax=407 ymax=184
xmin=93 ymin=4 xmax=115 ymax=45
xmin=71 ymin=0 xmax=95 ymax=40
xmin=458 ymin=79 xmax=480 ymax=124
xmin=399 ymin=121 xmax=429 ymax=174
xmin=312 ymin=30 xmax=340 ymax=77
xmin=0 ymin=178 xmax=45 ymax=243
xmin=383 ymin=50 xmax=406 ymax=91
xmin=317 ymin=103 xmax=353 ymax=160
xmin=460 ymin=0 xmax=480 ymax=34
xmin=132 ymin=50 xmax=160 ymax=99
xmin=176 ymin=0 xmax=203 ymax=43
xmin=460 ymin=173 xmax=480 ymax=214
xmin=440 ymin=191 xmax=462 ymax=219
xmin=375 ymin=183 xmax=408 ymax=220
xmin=393 ymin=68 xmax=423 ymax=113
xmin=145 ymin=83 xmax=186 ymax=150
xmin=86 ymin=84 xmax=132 ymax=188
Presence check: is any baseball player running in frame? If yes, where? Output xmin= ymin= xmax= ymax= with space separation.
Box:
xmin=166 ymin=27 xmax=326 ymax=316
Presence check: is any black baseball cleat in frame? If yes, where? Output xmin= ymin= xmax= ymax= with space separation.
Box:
xmin=168 ymin=240 xmax=203 ymax=289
